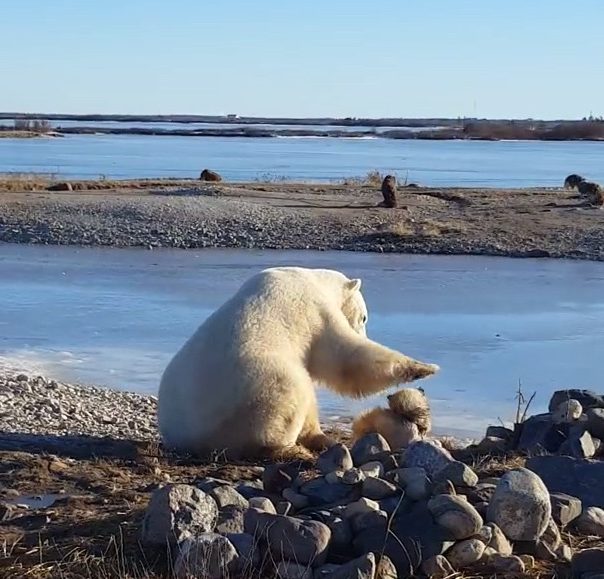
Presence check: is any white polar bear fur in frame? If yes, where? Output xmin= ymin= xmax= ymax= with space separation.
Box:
xmin=158 ymin=266 xmax=439 ymax=459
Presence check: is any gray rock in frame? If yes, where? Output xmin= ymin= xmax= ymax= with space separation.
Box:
xmin=196 ymin=477 xmax=231 ymax=493
xmin=433 ymin=461 xmax=478 ymax=488
xmin=487 ymin=554 xmax=526 ymax=574
xmin=446 ymin=538 xmax=485 ymax=568
xmin=474 ymin=436 xmax=507 ymax=455
xmin=559 ymin=427 xmax=596 ymax=459
xmin=215 ymin=505 xmax=245 ymax=534
xmin=486 ymin=522 xmax=512 ymax=555
xmin=141 ymin=484 xmax=218 ymax=546
xmin=373 ymin=451 xmax=400 ymax=472
xmin=572 ymin=548 xmax=604 ymax=578
xmin=474 ymin=525 xmax=492 ymax=545
xmin=235 ymin=482 xmax=270 ymax=500
xmin=351 ymin=509 xmax=388 ymax=535
xmin=354 ymin=504 xmax=455 ymax=577
xmin=466 ymin=483 xmax=496 ymax=507
xmin=549 ymin=390 xmax=604 ymax=412
xmin=552 ymin=399 xmax=583 ymax=423
xmin=428 ymin=494 xmax=483 ymax=540
xmin=541 ymin=517 xmax=562 ymax=553
xmin=362 ymin=477 xmax=399 ymax=501
xmin=263 ymin=463 xmax=295 ymax=494
xmin=276 ymin=562 xmax=313 ymax=579
xmin=351 ymin=434 xmax=391 ymax=466
xmin=388 ymin=467 xmax=430 ymax=500
xmin=516 ymin=413 xmax=567 ymax=453
xmin=277 ymin=501 xmax=292 ymax=516
xmin=244 ymin=509 xmax=331 ymax=566
xmin=550 ymin=492 xmax=582 ymax=527
xmin=209 ymin=485 xmax=248 ymax=509
xmin=307 ymin=510 xmax=352 ymax=550
xmin=576 ymin=506 xmax=604 ymax=537
xmin=299 ymin=476 xmax=356 ymax=506
xmin=360 ymin=461 xmax=384 ymax=478
xmin=328 ymin=552 xmax=376 ymax=579
xmin=587 ymin=408 xmax=604 ymax=439
xmin=226 ymin=532 xmax=258 ymax=572
xmin=342 ymin=468 xmax=366 ymax=485
xmin=283 ymin=488 xmax=310 ymax=510
xmin=402 ymin=441 xmax=453 ymax=476
xmin=420 ymin=555 xmax=455 ymax=578
xmin=379 ymin=495 xmax=409 ymax=516
xmin=248 ymin=496 xmax=276 ymax=514
xmin=527 ymin=455 xmax=604 ymax=508
xmin=344 ymin=497 xmax=380 ymax=519
xmin=485 ymin=425 xmax=514 ymax=440
xmin=432 ymin=479 xmax=456 ymax=496
xmin=486 ymin=468 xmax=551 ymax=541
xmin=317 ymin=444 xmax=353 ymax=475
xmin=314 ymin=564 xmax=341 ymax=578
xmin=174 ymin=533 xmax=238 ymax=579
xmin=375 ymin=555 xmax=397 ymax=579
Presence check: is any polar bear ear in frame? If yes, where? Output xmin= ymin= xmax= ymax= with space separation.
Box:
xmin=346 ymin=278 xmax=362 ymax=293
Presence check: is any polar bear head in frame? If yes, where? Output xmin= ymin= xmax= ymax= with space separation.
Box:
xmin=341 ymin=278 xmax=368 ymax=336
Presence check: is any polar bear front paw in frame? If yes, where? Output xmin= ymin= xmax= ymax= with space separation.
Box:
xmin=394 ymin=359 xmax=439 ymax=383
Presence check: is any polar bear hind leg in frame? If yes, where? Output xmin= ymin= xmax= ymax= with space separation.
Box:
xmin=297 ymin=386 xmax=336 ymax=452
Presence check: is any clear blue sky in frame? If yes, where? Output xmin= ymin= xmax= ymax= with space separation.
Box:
xmin=2 ymin=0 xmax=603 ymax=119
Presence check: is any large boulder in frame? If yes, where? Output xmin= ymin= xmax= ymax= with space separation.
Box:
xmin=486 ymin=468 xmax=551 ymax=541
xmin=141 ymin=484 xmax=218 ymax=546
xmin=527 ymin=455 xmax=604 ymax=508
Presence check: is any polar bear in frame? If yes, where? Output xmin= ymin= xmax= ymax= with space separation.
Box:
xmin=158 ymin=267 xmax=439 ymax=460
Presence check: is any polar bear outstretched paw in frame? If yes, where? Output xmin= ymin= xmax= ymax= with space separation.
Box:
xmin=395 ymin=360 xmax=439 ymax=383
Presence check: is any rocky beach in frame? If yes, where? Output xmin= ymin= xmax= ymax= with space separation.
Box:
xmin=0 ymin=178 xmax=603 ymax=260
xmin=1 ymin=371 xmax=604 ymax=578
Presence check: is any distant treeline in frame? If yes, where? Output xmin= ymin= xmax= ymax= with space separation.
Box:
xmin=2 ymin=114 xmax=603 ymax=140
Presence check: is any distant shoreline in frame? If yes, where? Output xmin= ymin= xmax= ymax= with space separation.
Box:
xmin=1 ymin=113 xmax=604 ymax=141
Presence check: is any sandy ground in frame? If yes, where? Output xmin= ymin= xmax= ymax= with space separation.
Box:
xmin=0 ymin=180 xmax=603 ymax=260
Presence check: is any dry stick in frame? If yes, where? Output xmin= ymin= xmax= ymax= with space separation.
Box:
xmin=520 ymin=392 xmax=537 ymax=424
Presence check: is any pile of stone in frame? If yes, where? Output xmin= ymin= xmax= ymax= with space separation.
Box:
xmin=472 ymin=388 xmax=604 ymax=460
xmin=0 ymin=373 xmax=158 ymax=441
xmin=141 ymin=432 xmax=604 ymax=578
